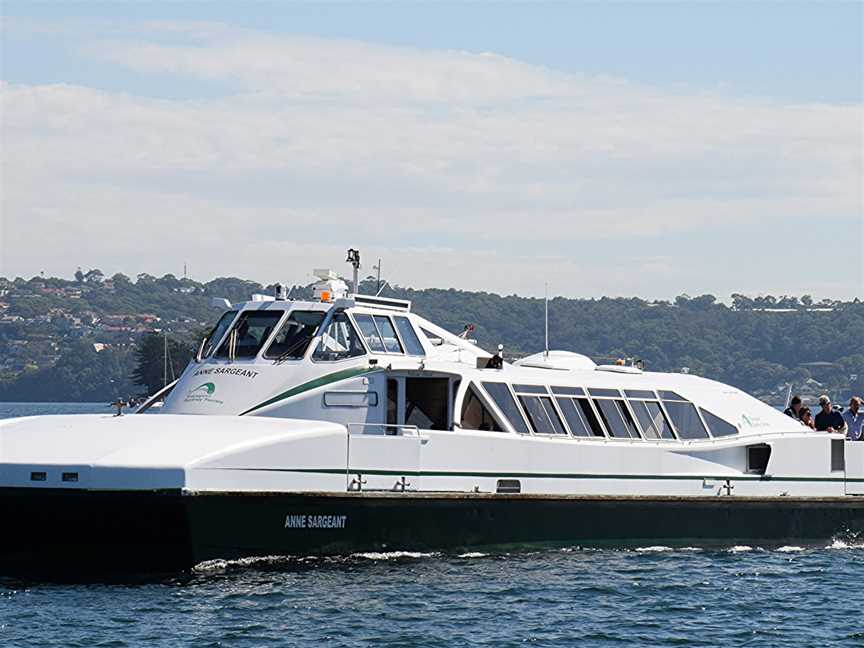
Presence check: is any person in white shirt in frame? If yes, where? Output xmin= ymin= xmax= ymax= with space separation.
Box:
xmin=843 ymin=397 xmax=864 ymax=440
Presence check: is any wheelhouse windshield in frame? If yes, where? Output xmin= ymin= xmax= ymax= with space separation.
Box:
xmin=215 ymin=310 xmax=284 ymax=359
xmin=202 ymin=310 xmax=237 ymax=358
xmin=263 ymin=311 xmax=326 ymax=361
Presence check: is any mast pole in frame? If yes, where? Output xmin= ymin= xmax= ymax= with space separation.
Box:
xmin=544 ymin=283 xmax=549 ymax=360
xmin=163 ymin=331 xmax=168 ymax=388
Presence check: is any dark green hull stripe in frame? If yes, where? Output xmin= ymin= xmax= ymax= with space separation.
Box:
xmin=240 ymin=366 xmax=382 ymax=416
xmin=225 ymin=467 xmax=864 ymax=484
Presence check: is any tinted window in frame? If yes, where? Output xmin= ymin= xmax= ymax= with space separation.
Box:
xmin=373 ymin=315 xmax=403 ymax=353
xmin=405 ymin=378 xmax=449 ymax=430
xmin=631 ymin=400 xmax=675 ymax=440
xmin=701 ymin=408 xmax=738 ymax=437
xmin=313 ymin=312 xmax=366 ymax=361
xmin=556 ymin=397 xmax=591 ymax=437
xmin=658 ymin=390 xmax=686 ymax=401
xmin=514 ymin=384 xmax=547 ymax=395
xmin=552 ymin=386 xmax=585 ymax=396
xmin=595 ymin=399 xmax=638 ymax=438
xmin=663 ymin=401 xmax=709 ymax=439
xmin=203 ymin=310 xmax=237 ymax=358
xmin=588 ymin=388 xmax=621 ymax=398
xmin=624 ymin=389 xmax=655 ymax=399
xmin=519 ymin=395 xmax=565 ymax=434
xmin=394 ymin=316 xmax=425 ymax=356
xmin=578 ymin=399 xmax=606 ymax=437
xmin=483 ymin=383 xmax=530 ymax=434
xmin=354 ymin=314 xmax=385 ymax=352
xmin=216 ymin=310 xmax=283 ymax=359
xmin=461 ymin=384 xmax=504 ymax=432
xmin=264 ymin=311 xmax=325 ymax=360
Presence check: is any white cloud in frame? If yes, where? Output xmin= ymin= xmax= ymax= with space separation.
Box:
xmin=1 ymin=21 xmax=862 ymax=298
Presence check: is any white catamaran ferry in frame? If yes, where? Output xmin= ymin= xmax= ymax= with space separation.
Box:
xmin=2 ymin=251 xmax=862 ymax=574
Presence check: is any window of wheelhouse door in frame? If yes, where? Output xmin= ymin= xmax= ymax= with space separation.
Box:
xmin=385 ymin=375 xmax=458 ymax=431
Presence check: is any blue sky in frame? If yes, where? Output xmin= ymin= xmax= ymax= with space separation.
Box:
xmin=1 ymin=2 xmax=862 ymax=298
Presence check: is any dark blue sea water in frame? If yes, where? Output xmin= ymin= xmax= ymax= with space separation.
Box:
xmin=2 ymin=403 xmax=863 ymax=647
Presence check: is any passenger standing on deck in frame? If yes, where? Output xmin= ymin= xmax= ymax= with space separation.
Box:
xmin=784 ymin=395 xmax=804 ymax=419
xmin=799 ymin=407 xmax=816 ymax=430
xmin=842 ymin=397 xmax=864 ymax=440
xmin=815 ymin=395 xmax=847 ymax=434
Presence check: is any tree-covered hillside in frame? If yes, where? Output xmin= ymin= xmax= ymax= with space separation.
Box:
xmin=0 ymin=272 xmax=861 ymax=403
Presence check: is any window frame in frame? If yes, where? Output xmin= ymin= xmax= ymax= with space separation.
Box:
xmin=311 ymin=310 xmax=368 ymax=363
xmin=350 ymin=312 xmax=406 ymax=355
xmin=586 ymin=388 xmax=643 ymax=440
xmin=392 ymin=316 xmax=427 ymax=357
xmin=459 ymin=382 xmax=507 ymax=433
xmin=481 ymin=382 xmax=531 ymax=435
xmin=262 ymin=309 xmax=327 ymax=361
xmin=512 ymin=384 xmax=569 ymax=436
xmin=214 ymin=308 xmax=286 ymax=360
xmin=623 ymin=390 xmax=678 ymax=441
xmin=660 ymin=394 xmax=712 ymax=440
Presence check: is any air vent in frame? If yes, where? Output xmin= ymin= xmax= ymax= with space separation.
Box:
xmin=62 ymin=472 xmax=79 ymax=483
xmin=747 ymin=444 xmax=771 ymax=474
xmin=30 ymin=471 xmax=47 ymax=482
xmin=496 ymin=479 xmax=521 ymax=494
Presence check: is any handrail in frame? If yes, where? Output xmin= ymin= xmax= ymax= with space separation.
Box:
xmin=347 ymin=422 xmax=421 ymax=437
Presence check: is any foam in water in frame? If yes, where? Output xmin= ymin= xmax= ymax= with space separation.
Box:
xmin=776 ymin=546 xmax=805 ymax=553
xmin=351 ymin=551 xmax=439 ymax=560
xmin=635 ymin=546 xmax=674 ymax=553
xmin=728 ymin=545 xmax=755 ymax=553
xmin=457 ymin=552 xmax=488 ymax=559
xmin=193 ymin=554 xmax=294 ymax=572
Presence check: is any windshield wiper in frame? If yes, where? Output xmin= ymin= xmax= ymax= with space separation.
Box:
xmin=274 ymin=336 xmax=313 ymax=364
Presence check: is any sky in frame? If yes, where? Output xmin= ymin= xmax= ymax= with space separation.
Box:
xmin=1 ymin=1 xmax=862 ymax=300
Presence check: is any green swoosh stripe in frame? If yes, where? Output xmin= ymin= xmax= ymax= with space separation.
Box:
xmin=240 ymin=366 xmax=381 ymax=416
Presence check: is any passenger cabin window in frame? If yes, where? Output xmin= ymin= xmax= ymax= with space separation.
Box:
xmin=313 ymin=311 xmax=366 ymax=361
xmin=623 ymin=390 xmax=675 ymax=440
xmin=482 ymin=383 xmax=530 ymax=434
xmin=215 ymin=310 xmax=283 ymax=359
xmin=660 ymin=393 xmax=710 ymax=439
xmin=513 ymin=385 xmax=567 ymax=435
xmin=202 ymin=310 xmax=237 ymax=358
xmin=700 ymin=408 xmax=738 ymax=437
xmin=555 ymin=396 xmax=604 ymax=437
xmin=393 ymin=316 xmax=425 ymax=356
xmin=461 ymin=384 xmax=504 ymax=432
xmin=587 ymin=389 xmax=640 ymax=439
xmin=263 ymin=311 xmax=325 ymax=360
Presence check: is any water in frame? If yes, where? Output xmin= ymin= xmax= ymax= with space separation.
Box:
xmin=2 ymin=404 xmax=864 ymax=647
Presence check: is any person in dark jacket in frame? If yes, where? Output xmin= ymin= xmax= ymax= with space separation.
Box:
xmin=814 ymin=395 xmax=847 ymax=434
xmin=784 ymin=395 xmax=803 ymax=419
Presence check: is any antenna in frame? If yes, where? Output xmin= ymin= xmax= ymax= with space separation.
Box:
xmin=346 ymin=249 xmax=361 ymax=294
xmin=544 ymin=283 xmax=549 ymax=360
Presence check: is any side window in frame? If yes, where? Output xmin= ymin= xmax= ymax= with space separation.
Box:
xmin=202 ymin=310 xmax=237 ymax=358
xmin=215 ymin=310 xmax=284 ymax=359
xmin=556 ymin=397 xmax=592 ymax=437
xmin=404 ymin=378 xmax=449 ymax=430
xmin=700 ymin=408 xmax=738 ymax=437
xmin=393 ymin=316 xmax=426 ymax=356
xmin=588 ymin=390 xmax=640 ymax=439
xmin=630 ymin=399 xmax=676 ymax=440
xmin=513 ymin=386 xmax=567 ymax=435
xmin=461 ymin=384 xmax=504 ymax=432
xmin=353 ymin=314 xmax=385 ymax=352
xmin=312 ymin=312 xmax=366 ymax=361
xmin=661 ymin=395 xmax=710 ymax=439
xmin=373 ymin=315 xmax=403 ymax=353
xmin=263 ymin=311 xmax=325 ymax=360
xmin=482 ymin=383 xmax=530 ymax=434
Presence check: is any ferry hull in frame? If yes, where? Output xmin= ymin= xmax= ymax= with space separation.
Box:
xmin=2 ymin=489 xmax=863 ymax=576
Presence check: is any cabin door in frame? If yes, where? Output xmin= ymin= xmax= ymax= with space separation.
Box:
xmin=845 ymin=441 xmax=864 ymax=495
xmin=346 ymin=378 xmax=423 ymax=491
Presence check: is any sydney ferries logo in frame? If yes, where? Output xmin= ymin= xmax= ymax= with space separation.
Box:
xmin=184 ymin=382 xmax=224 ymax=405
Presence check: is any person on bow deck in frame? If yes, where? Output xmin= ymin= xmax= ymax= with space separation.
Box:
xmin=799 ymin=407 xmax=816 ymax=430
xmin=843 ymin=397 xmax=864 ymax=440
xmin=815 ymin=395 xmax=847 ymax=434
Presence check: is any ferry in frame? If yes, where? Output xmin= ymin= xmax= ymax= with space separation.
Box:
xmin=1 ymin=251 xmax=862 ymax=575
